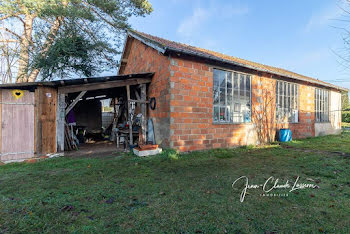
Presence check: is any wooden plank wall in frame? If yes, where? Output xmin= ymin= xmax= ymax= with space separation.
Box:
xmin=0 ymin=89 xmax=35 ymax=161
xmin=36 ymin=87 xmax=58 ymax=155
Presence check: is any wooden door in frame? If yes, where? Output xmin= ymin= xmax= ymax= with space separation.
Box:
xmin=36 ymin=87 xmax=57 ymax=154
xmin=0 ymin=89 xmax=35 ymax=161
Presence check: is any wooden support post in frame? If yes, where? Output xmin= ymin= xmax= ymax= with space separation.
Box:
xmin=126 ymin=85 xmax=133 ymax=146
xmin=65 ymin=91 xmax=86 ymax=116
xmin=141 ymin=84 xmax=147 ymax=144
xmin=56 ymin=93 xmax=66 ymax=152
xmin=134 ymin=90 xmax=141 ymax=101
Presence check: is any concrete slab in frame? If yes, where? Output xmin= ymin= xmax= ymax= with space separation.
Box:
xmin=133 ymin=148 xmax=162 ymax=157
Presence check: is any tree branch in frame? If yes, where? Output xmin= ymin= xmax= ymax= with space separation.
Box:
xmin=0 ymin=27 xmax=22 ymax=40
xmin=14 ymin=15 xmax=25 ymax=25
xmin=27 ymin=16 xmax=64 ymax=82
xmin=26 ymin=0 xmax=69 ymax=82
xmin=0 ymin=15 xmax=15 ymax=21
xmin=76 ymin=20 xmax=116 ymax=64
xmin=337 ymin=3 xmax=350 ymax=16
xmin=81 ymin=1 xmax=117 ymax=28
xmin=0 ymin=14 xmax=25 ymax=25
xmin=0 ymin=39 xmax=19 ymax=43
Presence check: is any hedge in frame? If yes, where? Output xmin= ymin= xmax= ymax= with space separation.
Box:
xmin=343 ymin=111 xmax=350 ymax=123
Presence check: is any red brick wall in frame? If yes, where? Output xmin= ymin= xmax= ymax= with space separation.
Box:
xmin=119 ymin=38 xmax=171 ymax=147
xmin=121 ymin=38 xmax=327 ymax=152
xmin=169 ymin=57 xmax=260 ymax=151
xmin=252 ymin=75 xmax=315 ymax=141
xmin=168 ymin=56 xmax=317 ymax=151
xmin=284 ymin=85 xmax=315 ymax=138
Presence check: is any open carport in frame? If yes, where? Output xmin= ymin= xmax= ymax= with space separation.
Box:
xmin=0 ymin=72 xmax=154 ymax=162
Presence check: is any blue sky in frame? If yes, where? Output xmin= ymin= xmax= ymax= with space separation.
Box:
xmin=127 ymin=0 xmax=350 ymax=90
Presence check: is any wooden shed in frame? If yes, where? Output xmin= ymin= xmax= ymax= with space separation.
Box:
xmin=0 ymin=73 xmax=153 ymax=163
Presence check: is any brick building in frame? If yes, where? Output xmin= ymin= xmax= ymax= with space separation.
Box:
xmin=119 ymin=30 xmax=348 ymax=152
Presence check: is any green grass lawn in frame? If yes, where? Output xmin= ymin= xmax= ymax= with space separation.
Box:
xmin=284 ymin=130 xmax=350 ymax=154
xmin=0 ymin=135 xmax=349 ymax=233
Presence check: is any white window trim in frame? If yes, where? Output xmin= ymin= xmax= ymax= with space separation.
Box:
xmin=276 ymin=80 xmax=299 ymax=123
xmin=213 ymin=68 xmax=252 ymax=124
xmin=315 ymin=88 xmax=330 ymax=123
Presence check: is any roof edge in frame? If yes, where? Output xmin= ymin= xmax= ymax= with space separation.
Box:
xmin=129 ymin=30 xmax=348 ymax=92
xmin=128 ymin=30 xmax=167 ymax=54
xmin=166 ymin=46 xmax=348 ymax=92
xmin=0 ymin=72 xmax=155 ymax=89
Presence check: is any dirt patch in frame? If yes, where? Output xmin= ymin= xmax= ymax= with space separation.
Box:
xmin=65 ymin=141 xmax=125 ymax=158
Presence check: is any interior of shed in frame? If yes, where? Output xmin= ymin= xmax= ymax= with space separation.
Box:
xmin=63 ymin=84 xmax=151 ymax=156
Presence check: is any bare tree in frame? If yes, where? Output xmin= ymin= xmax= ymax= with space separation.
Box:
xmin=331 ymin=1 xmax=350 ymax=70
xmin=252 ymin=78 xmax=276 ymax=144
xmin=0 ymin=26 xmax=19 ymax=83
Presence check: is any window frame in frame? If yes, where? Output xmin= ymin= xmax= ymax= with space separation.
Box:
xmin=275 ymin=80 xmax=299 ymax=123
xmin=212 ymin=67 xmax=252 ymax=124
xmin=315 ymin=88 xmax=330 ymax=123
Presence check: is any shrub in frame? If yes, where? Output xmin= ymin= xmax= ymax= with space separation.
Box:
xmin=342 ymin=111 xmax=350 ymax=123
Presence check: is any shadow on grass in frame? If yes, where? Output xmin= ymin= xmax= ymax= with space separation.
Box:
xmin=282 ymin=131 xmax=350 ymax=154
xmin=0 ymin=136 xmax=349 ymax=233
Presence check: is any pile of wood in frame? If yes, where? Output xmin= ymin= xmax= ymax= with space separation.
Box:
xmin=64 ymin=124 xmax=77 ymax=151
xmin=137 ymin=144 xmax=158 ymax=151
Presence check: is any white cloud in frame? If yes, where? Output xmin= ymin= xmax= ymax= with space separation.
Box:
xmin=305 ymin=3 xmax=345 ymax=32
xmin=177 ymin=4 xmax=249 ymax=37
xmin=177 ymin=8 xmax=209 ymax=37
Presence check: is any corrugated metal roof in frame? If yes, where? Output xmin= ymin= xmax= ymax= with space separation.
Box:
xmin=129 ymin=30 xmax=348 ymax=92
xmin=0 ymin=72 xmax=154 ymax=89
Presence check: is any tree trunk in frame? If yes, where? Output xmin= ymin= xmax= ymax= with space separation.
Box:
xmin=16 ymin=15 xmax=34 ymax=83
xmin=27 ymin=17 xmax=63 ymax=82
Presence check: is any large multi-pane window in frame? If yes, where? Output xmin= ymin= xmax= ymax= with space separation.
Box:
xmin=276 ymin=81 xmax=299 ymax=123
xmin=315 ymin=88 xmax=329 ymax=122
xmin=213 ymin=68 xmax=251 ymax=123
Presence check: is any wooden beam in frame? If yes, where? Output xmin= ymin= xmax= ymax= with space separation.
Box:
xmin=35 ymin=88 xmax=42 ymax=154
xmin=140 ymin=84 xmax=147 ymax=144
xmin=128 ymin=99 xmax=149 ymax=104
xmin=126 ymin=85 xmax=133 ymax=146
xmin=65 ymin=91 xmax=86 ymax=116
xmin=56 ymin=93 xmax=66 ymax=152
xmin=58 ymin=78 xmax=152 ymax=94
xmin=134 ymin=90 xmax=141 ymax=100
